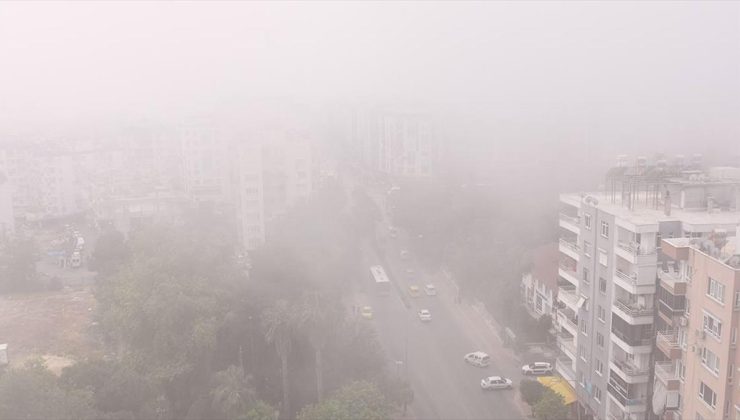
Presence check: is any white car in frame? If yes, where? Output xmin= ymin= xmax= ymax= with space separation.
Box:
xmin=521 ymin=362 xmax=553 ymax=376
xmin=464 ymin=351 xmax=491 ymax=367
xmin=481 ymin=376 xmax=513 ymax=390
xmin=418 ymin=309 xmax=432 ymax=322
xmin=424 ymin=284 xmax=437 ymax=296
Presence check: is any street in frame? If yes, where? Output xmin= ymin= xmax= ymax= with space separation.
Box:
xmin=348 ymin=181 xmax=531 ymax=420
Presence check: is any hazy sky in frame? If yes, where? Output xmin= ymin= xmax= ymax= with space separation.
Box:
xmin=1 ymin=1 xmax=738 ymax=155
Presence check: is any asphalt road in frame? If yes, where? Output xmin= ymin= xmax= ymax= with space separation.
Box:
xmin=349 ymin=189 xmax=530 ymax=420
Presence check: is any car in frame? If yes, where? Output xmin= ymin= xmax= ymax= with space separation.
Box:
xmin=360 ymin=306 xmax=373 ymax=320
xmin=521 ymin=362 xmax=553 ymax=376
xmin=400 ymin=249 xmax=409 ymax=260
xmin=424 ymin=284 xmax=437 ymax=296
xmin=464 ymin=351 xmax=491 ymax=367
xmin=418 ymin=309 xmax=432 ymax=322
xmin=480 ymin=376 xmax=513 ymax=390
xmin=408 ymin=285 xmax=421 ymax=297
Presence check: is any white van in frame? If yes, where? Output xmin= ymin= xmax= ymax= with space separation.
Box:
xmin=464 ymin=351 xmax=491 ymax=367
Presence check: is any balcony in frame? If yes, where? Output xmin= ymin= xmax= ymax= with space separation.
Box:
xmin=616 ymin=241 xmax=657 ymax=265
xmin=557 ymin=309 xmax=578 ymax=336
xmin=555 ymin=357 xmax=575 ymax=383
xmin=611 ymin=327 xmax=653 ymax=354
xmin=612 ymin=299 xmax=654 ymax=325
xmin=559 ymin=212 xmax=580 ymax=235
xmin=614 ymin=268 xmax=656 ymax=295
xmin=656 ymin=330 xmax=682 ymax=359
xmin=558 ymin=287 xmax=579 ymax=311
xmin=658 ymin=269 xmax=686 ymax=294
xmin=607 ymin=379 xmax=647 ymax=414
xmin=558 ymin=263 xmax=579 ymax=287
xmin=654 ymin=361 xmax=681 ymax=391
xmin=557 ymin=333 xmax=576 ymax=360
xmin=610 ymin=359 xmax=649 ymax=384
xmin=559 ymin=238 xmax=580 ymax=261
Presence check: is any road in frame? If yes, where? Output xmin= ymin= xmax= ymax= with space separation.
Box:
xmin=347 ymin=179 xmax=531 ymax=420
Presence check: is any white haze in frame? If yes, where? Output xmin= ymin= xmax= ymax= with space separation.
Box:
xmin=0 ymin=1 xmax=738 ymax=158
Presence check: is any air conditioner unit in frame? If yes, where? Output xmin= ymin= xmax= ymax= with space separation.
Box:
xmin=679 ymin=317 xmax=688 ymax=327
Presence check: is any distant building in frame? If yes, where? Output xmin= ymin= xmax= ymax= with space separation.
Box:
xmin=521 ymin=243 xmax=560 ymax=321
xmin=0 ymin=168 xmax=14 ymax=241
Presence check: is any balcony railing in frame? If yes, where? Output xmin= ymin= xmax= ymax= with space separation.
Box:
xmin=557 ymin=309 xmax=578 ymax=331
xmin=559 ymin=212 xmax=580 ymax=225
xmin=654 ymin=361 xmax=680 ymax=384
xmin=657 ymin=330 xmax=680 ymax=349
xmin=612 ymin=358 xmax=648 ymax=377
xmin=612 ymin=327 xmax=653 ymax=347
xmin=556 ymin=357 xmax=575 ymax=381
xmin=617 ymin=241 xmax=656 ymax=256
xmin=613 ymin=299 xmax=653 ymax=317
xmin=607 ymin=379 xmax=646 ymax=407
xmin=616 ymin=269 xmax=638 ymax=283
xmin=558 ymin=287 xmax=579 ymax=308
xmin=557 ymin=333 xmax=576 ymax=356
xmin=559 ymin=238 xmax=580 ymax=253
xmin=559 ymin=262 xmax=578 ymax=277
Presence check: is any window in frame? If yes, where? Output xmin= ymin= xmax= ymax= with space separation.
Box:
xmin=701 ymin=347 xmax=721 ymax=375
xmin=598 ymin=305 xmax=605 ymax=322
xmin=583 ymin=267 xmax=590 ymax=285
xmin=597 ymin=332 xmax=604 ymax=348
xmin=580 ymin=318 xmax=588 ymax=335
xmin=595 ymin=359 xmax=604 ymax=375
xmin=584 ymin=214 xmax=592 ymax=229
xmin=583 ymin=241 xmax=592 ymax=258
xmin=704 ymin=312 xmax=723 ymax=340
xmin=578 ymin=344 xmax=586 ymax=360
xmin=733 ymin=328 xmax=737 ymax=345
xmin=699 ymin=382 xmax=717 ymax=409
xmin=707 ymin=277 xmax=725 ymax=304
xmin=678 ymin=360 xmax=686 ymax=380
xmin=601 ymin=221 xmax=609 ymax=238
xmin=599 ymin=277 xmax=607 ymax=294
xmin=594 ymin=386 xmax=601 ymax=402
xmin=735 ymin=292 xmax=740 ymax=309
xmin=598 ymin=249 xmax=608 ymax=267
xmin=730 ymin=363 xmax=734 ymax=383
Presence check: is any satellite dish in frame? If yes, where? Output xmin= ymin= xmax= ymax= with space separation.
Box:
xmin=652 ymin=381 xmax=667 ymax=416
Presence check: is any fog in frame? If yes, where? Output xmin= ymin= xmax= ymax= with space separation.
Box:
xmin=0 ymin=2 xmax=739 ymax=420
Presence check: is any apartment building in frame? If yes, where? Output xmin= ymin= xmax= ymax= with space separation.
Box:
xmin=0 ymin=144 xmax=86 ymax=222
xmin=351 ymin=108 xmax=438 ymax=177
xmin=0 ymin=168 xmax=14 ymax=241
xmin=556 ymin=157 xmax=740 ymax=420
xmin=654 ymin=231 xmax=740 ymax=420
xmin=521 ymin=243 xmax=560 ymax=321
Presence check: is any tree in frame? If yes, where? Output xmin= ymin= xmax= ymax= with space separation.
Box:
xmin=262 ymin=300 xmax=297 ymax=418
xmin=533 ymin=389 xmax=569 ymax=420
xmin=520 ymin=379 xmax=546 ymax=415
xmin=242 ymin=400 xmax=278 ymax=420
xmin=89 ymin=229 xmax=129 ymax=274
xmin=298 ymin=291 xmax=343 ymax=402
xmin=0 ymin=237 xmax=41 ymax=293
xmin=296 ymin=381 xmax=391 ymax=420
xmin=378 ymin=374 xmax=413 ymax=416
xmin=0 ymin=359 xmax=98 ymax=419
xmin=210 ymin=365 xmax=256 ymax=420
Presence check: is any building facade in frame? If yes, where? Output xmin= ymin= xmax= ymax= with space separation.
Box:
xmin=556 ymin=158 xmax=740 ymax=420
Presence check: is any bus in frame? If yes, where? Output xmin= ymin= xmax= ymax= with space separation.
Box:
xmin=370 ymin=265 xmax=391 ymax=296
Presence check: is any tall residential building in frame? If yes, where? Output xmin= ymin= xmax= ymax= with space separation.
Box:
xmin=654 ymin=231 xmax=740 ymax=420
xmin=351 ymin=108 xmax=438 ymax=177
xmin=555 ymin=157 xmax=740 ymax=420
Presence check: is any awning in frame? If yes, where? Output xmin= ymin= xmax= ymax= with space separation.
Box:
xmin=537 ymin=376 xmax=577 ymax=405
xmin=576 ymin=296 xmax=587 ymax=310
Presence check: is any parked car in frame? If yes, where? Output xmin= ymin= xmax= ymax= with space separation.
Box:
xmin=408 ymin=285 xmax=421 ymax=297
xmin=418 ymin=309 xmax=432 ymax=322
xmin=464 ymin=351 xmax=491 ymax=367
xmin=424 ymin=284 xmax=437 ymax=296
xmin=521 ymin=362 xmax=553 ymax=376
xmin=360 ymin=306 xmax=373 ymax=320
xmin=400 ymin=249 xmax=409 ymax=260
xmin=480 ymin=376 xmax=513 ymax=390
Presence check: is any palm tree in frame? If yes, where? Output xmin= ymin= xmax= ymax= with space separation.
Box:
xmin=262 ymin=300 xmax=295 ymax=418
xmin=298 ymin=291 xmax=342 ymax=401
xmin=210 ymin=365 xmax=255 ymax=420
